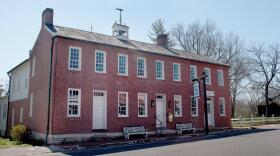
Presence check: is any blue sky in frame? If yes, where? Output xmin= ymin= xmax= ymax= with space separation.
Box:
xmin=1 ymin=0 xmax=279 ymax=82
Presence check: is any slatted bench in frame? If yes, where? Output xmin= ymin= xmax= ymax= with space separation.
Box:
xmin=176 ymin=123 xmax=196 ymax=135
xmin=123 ymin=126 xmax=148 ymax=139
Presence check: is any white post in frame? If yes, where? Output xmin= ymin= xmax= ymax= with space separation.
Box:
xmin=262 ymin=114 xmax=265 ymax=124
xmin=272 ymin=114 xmax=275 ymax=123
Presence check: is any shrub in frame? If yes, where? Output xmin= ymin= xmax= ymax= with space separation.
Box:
xmin=10 ymin=124 xmax=28 ymax=143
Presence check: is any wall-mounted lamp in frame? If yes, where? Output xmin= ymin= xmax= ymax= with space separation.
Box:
xmin=151 ymin=100 xmax=155 ymax=107
xmin=168 ymin=100 xmax=172 ymax=107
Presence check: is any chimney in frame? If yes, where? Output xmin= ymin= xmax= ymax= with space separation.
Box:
xmin=42 ymin=8 xmax=53 ymax=26
xmin=157 ymin=34 xmax=168 ymax=48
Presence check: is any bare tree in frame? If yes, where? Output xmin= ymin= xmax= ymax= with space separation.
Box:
xmin=148 ymin=19 xmax=176 ymax=47
xmin=246 ymin=85 xmax=263 ymax=116
xmin=249 ymin=43 xmax=280 ymax=117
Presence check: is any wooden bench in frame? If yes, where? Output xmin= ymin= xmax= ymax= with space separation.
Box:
xmin=176 ymin=123 xmax=196 ymax=135
xmin=123 ymin=126 xmax=148 ymax=139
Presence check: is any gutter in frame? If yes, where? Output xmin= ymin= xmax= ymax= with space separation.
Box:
xmin=5 ymin=73 xmax=11 ymax=137
xmin=45 ymin=36 xmax=56 ymax=145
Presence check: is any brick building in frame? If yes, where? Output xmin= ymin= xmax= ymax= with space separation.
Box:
xmin=7 ymin=8 xmax=231 ymax=143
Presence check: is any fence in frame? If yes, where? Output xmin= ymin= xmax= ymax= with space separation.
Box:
xmin=231 ymin=115 xmax=280 ymax=127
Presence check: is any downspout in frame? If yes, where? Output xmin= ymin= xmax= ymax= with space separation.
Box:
xmin=45 ymin=36 xmax=55 ymax=145
xmin=5 ymin=73 xmax=11 ymax=137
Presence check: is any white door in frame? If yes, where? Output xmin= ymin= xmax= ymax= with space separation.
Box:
xmin=156 ymin=95 xmax=166 ymax=128
xmin=92 ymin=91 xmax=107 ymax=130
xmin=207 ymin=98 xmax=215 ymax=126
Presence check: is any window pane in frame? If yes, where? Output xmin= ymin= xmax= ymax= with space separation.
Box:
xmin=156 ymin=61 xmax=163 ymax=79
xmin=118 ymin=93 xmax=127 ymax=116
xmin=173 ymin=64 xmax=180 ymax=80
xmin=96 ymin=51 xmax=105 ymax=72
xmin=191 ymin=97 xmax=198 ymax=116
xmin=138 ymin=94 xmax=147 ymax=116
xmin=119 ymin=55 xmax=127 ymax=75
xmin=137 ymin=58 xmax=145 ymax=77
xmin=174 ymin=95 xmax=182 ymax=116
xmin=190 ymin=66 xmax=197 ymax=80
xmin=70 ymin=48 xmax=80 ymax=69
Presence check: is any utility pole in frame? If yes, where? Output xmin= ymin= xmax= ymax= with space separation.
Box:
xmin=116 ymin=8 xmax=123 ymax=25
xmin=192 ymin=72 xmax=209 ymax=135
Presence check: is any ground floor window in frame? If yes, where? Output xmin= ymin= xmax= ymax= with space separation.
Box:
xmin=219 ymin=97 xmax=225 ymax=116
xmin=174 ymin=95 xmax=182 ymax=117
xmin=67 ymin=88 xmax=81 ymax=117
xmin=191 ymin=97 xmax=198 ymax=116
xmin=138 ymin=93 xmax=148 ymax=117
xmin=118 ymin=92 xmax=128 ymax=117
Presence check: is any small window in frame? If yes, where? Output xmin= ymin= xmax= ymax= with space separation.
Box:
xmin=190 ymin=65 xmax=197 ymax=81
xmin=118 ymin=54 xmax=128 ymax=76
xmin=219 ymin=97 xmax=226 ymax=116
xmin=29 ymin=93 xmax=34 ymax=117
xmin=203 ymin=68 xmax=211 ymax=85
xmin=155 ymin=60 xmax=164 ymax=80
xmin=95 ymin=50 xmax=106 ymax=73
xmin=32 ymin=56 xmax=36 ymax=77
xmin=67 ymin=88 xmax=81 ymax=117
xmin=118 ymin=92 xmax=128 ymax=117
xmin=191 ymin=97 xmax=198 ymax=116
xmin=69 ymin=47 xmax=82 ymax=70
xmin=217 ymin=70 xmax=224 ymax=86
xmin=20 ymin=107 xmax=23 ymax=123
xmin=174 ymin=95 xmax=182 ymax=117
xmin=173 ymin=63 xmax=181 ymax=81
xmin=137 ymin=57 xmax=146 ymax=78
xmin=138 ymin=93 xmax=148 ymax=117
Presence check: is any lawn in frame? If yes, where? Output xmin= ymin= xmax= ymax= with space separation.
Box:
xmin=0 ymin=137 xmax=32 ymax=149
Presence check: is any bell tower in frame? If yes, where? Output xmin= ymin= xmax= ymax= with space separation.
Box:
xmin=112 ymin=8 xmax=129 ymax=40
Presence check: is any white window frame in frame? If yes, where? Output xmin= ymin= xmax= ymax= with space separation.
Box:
xmin=67 ymin=88 xmax=81 ymax=117
xmin=68 ymin=46 xmax=82 ymax=71
xmin=190 ymin=65 xmax=197 ymax=81
xmin=191 ymin=96 xmax=199 ymax=117
xmin=118 ymin=54 xmax=128 ymax=76
xmin=118 ymin=91 xmax=129 ymax=117
xmin=20 ymin=107 xmax=23 ymax=123
xmin=217 ymin=70 xmax=224 ymax=86
xmin=174 ymin=95 xmax=182 ymax=117
xmin=29 ymin=93 xmax=34 ymax=117
xmin=95 ymin=50 xmax=106 ymax=73
xmin=155 ymin=60 xmax=165 ymax=80
xmin=31 ymin=56 xmax=36 ymax=77
xmin=219 ymin=97 xmax=226 ymax=116
xmin=138 ymin=93 xmax=148 ymax=117
xmin=173 ymin=63 xmax=181 ymax=81
xmin=204 ymin=67 xmax=211 ymax=85
xmin=137 ymin=57 xmax=147 ymax=78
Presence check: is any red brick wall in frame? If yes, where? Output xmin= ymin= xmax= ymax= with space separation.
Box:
xmin=51 ymin=37 xmax=231 ymax=134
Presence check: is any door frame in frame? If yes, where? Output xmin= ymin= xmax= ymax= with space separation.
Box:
xmin=92 ymin=90 xmax=107 ymax=130
xmin=156 ymin=94 xmax=166 ymax=127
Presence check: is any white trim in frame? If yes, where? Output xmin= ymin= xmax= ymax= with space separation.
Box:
xmin=44 ymin=25 xmax=57 ymax=36
xmin=29 ymin=93 xmax=34 ymax=117
xmin=137 ymin=57 xmax=147 ymax=78
xmin=173 ymin=63 xmax=181 ymax=81
xmin=155 ymin=60 xmax=165 ymax=80
xmin=138 ymin=93 xmax=148 ymax=117
xmin=190 ymin=65 xmax=197 ymax=80
xmin=68 ymin=46 xmax=82 ymax=71
xmin=92 ymin=90 xmax=107 ymax=129
xmin=203 ymin=67 xmax=211 ymax=85
xmin=219 ymin=97 xmax=226 ymax=116
xmin=217 ymin=70 xmax=224 ymax=86
xmin=118 ymin=54 xmax=128 ymax=76
xmin=206 ymin=91 xmax=215 ymax=97
xmin=174 ymin=95 xmax=182 ymax=117
xmin=191 ymin=96 xmax=199 ymax=117
xmin=67 ymin=88 xmax=81 ymax=117
xmin=118 ymin=91 xmax=129 ymax=117
xmin=95 ymin=50 xmax=107 ymax=73
xmin=19 ymin=107 xmax=23 ymax=123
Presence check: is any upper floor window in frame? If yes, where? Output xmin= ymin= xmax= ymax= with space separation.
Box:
xmin=95 ymin=50 xmax=106 ymax=73
xmin=173 ymin=63 xmax=181 ymax=81
xmin=191 ymin=97 xmax=198 ymax=116
xmin=137 ymin=57 xmax=146 ymax=78
xmin=219 ymin=97 xmax=226 ymax=116
xmin=203 ymin=67 xmax=211 ymax=85
xmin=118 ymin=92 xmax=128 ymax=117
xmin=69 ymin=47 xmax=82 ymax=71
xmin=118 ymin=54 xmax=128 ymax=76
xmin=138 ymin=93 xmax=148 ymax=117
xmin=67 ymin=88 xmax=81 ymax=117
xmin=217 ymin=70 xmax=224 ymax=86
xmin=174 ymin=95 xmax=182 ymax=117
xmin=190 ymin=65 xmax=197 ymax=81
xmin=31 ymin=56 xmax=36 ymax=77
xmin=155 ymin=60 xmax=164 ymax=80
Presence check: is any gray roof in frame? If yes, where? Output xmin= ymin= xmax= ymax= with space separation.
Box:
xmin=46 ymin=24 xmax=229 ymax=66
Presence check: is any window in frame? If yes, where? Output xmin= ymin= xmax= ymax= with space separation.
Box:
xmin=29 ymin=93 xmax=34 ymax=117
xmin=217 ymin=70 xmax=224 ymax=86
xmin=20 ymin=107 xmax=23 ymax=123
xmin=118 ymin=92 xmax=128 ymax=117
xmin=190 ymin=65 xmax=197 ymax=80
xmin=95 ymin=50 xmax=106 ymax=73
xmin=155 ymin=60 xmax=164 ymax=80
xmin=219 ymin=97 xmax=226 ymax=116
xmin=118 ymin=54 xmax=128 ymax=76
xmin=174 ymin=95 xmax=182 ymax=117
xmin=32 ymin=56 xmax=36 ymax=77
xmin=138 ymin=93 xmax=147 ymax=117
xmin=173 ymin=63 xmax=181 ymax=81
xmin=203 ymin=68 xmax=211 ymax=85
xmin=191 ymin=97 xmax=198 ymax=116
xmin=137 ymin=57 xmax=146 ymax=78
xmin=69 ymin=47 xmax=82 ymax=70
xmin=67 ymin=88 xmax=81 ymax=117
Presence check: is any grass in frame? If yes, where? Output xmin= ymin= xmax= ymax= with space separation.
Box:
xmin=0 ymin=137 xmax=32 ymax=149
